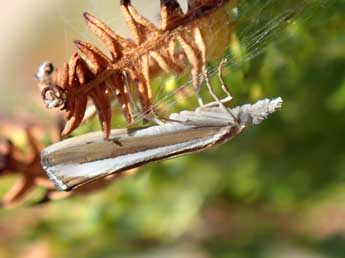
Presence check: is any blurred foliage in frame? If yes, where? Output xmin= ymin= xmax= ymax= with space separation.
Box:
xmin=0 ymin=0 xmax=345 ymax=257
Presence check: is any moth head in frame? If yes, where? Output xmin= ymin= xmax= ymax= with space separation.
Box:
xmin=35 ymin=62 xmax=67 ymax=109
xmin=35 ymin=61 xmax=55 ymax=84
xmin=237 ymin=111 xmax=253 ymax=128
xmin=237 ymin=97 xmax=283 ymax=127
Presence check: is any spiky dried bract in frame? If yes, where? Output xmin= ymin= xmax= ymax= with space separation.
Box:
xmin=36 ymin=0 xmax=233 ymax=139
xmin=0 ymin=128 xmax=53 ymax=207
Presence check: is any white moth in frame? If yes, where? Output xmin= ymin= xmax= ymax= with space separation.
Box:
xmin=41 ymin=97 xmax=282 ymax=191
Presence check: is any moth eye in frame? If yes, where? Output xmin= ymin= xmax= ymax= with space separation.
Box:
xmin=45 ymin=63 xmax=54 ymax=74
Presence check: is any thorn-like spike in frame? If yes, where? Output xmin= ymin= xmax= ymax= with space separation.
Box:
xmin=187 ymin=0 xmax=226 ymax=20
xmin=177 ymin=35 xmax=202 ymax=90
xmin=83 ymin=12 xmax=133 ymax=60
xmin=161 ymin=0 xmax=182 ymax=9
xmin=120 ymin=0 xmax=131 ymax=5
xmin=188 ymin=0 xmax=222 ymax=11
xmin=2 ymin=177 xmax=35 ymax=206
xmin=90 ymin=85 xmax=112 ymax=140
xmin=65 ymin=97 xmax=75 ymax=120
xmin=188 ymin=0 xmax=202 ymax=10
xmin=74 ymin=40 xmax=111 ymax=73
xmin=141 ymin=55 xmax=152 ymax=108
xmin=76 ymin=58 xmax=94 ymax=85
xmin=150 ymin=51 xmax=184 ymax=74
xmin=127 ymin=4 xmax=159 ymax=32
xmin=58 ymin=63 xmax=69 ymax=89
xmin=193 ymin=27 xmax=206 ymax=64
xmin=106 ymin=75 xmax=134 ymax=124
xmin=160 ymin=0 xmax=184 ymax=30
xmin=68 ymin=53 xmax=80 ymax=86
xmin=62 ymin=96 xmax=88 ymax=137
xmin=120 ymin=0 xmax=158 ymax=45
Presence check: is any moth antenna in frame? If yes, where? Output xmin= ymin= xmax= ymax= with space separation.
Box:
xmin=218 ymin=58 xmax=232 ymax=100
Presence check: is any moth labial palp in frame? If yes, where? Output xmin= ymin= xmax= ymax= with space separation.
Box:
xmin=41 ymin=97 xmax=283 ymax=192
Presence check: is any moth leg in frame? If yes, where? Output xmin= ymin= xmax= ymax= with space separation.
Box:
xmin=203 ymin=67 xmax=237 ymax=122
xmin=218 ymin=58 xmax=233 ymax=101
xmin=203 ymin=58 xmax=233 ymax=108
xmin=201 ymin=96 xmax=233 ymax=108
xmin=133 ymin=109 xmax=165 ymax=125
xmin=152 ymin=114 xmax=166 ymax=125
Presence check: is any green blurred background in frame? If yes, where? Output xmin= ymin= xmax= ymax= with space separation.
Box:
xmin=0 ymin=0 xmax=344 ymax=257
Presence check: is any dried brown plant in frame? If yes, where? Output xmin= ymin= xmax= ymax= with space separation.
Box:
xmin=0 ymin=126 xmax=137 ymax=207
xmin=36 ymin=0 xmax=233 ymax=139
xmin=0 ymin=127 xmax=53 ymax=207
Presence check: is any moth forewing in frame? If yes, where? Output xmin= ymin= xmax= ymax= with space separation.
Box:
xmin=41 ymin=97 xmax=283 ymax=191
xmin=42 ymin=126 xmax=234 ymax=191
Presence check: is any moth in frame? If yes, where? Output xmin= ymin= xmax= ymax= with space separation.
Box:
xmin=41 ymin=97 xmax=282 ymax=191
xmin=35 ymin=0 xmax=234 ymax=139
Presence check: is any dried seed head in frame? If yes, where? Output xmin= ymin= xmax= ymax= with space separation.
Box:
xmin=38 ymin=0 xmax=233 ymax=138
